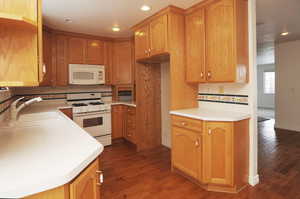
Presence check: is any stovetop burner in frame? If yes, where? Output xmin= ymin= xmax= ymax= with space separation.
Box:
xmin=89 ymin=102 xmax=104 ymax=105
xmin=72 ymin=103 xmax=88 ymax=107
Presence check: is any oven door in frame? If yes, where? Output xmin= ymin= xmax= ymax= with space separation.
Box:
xmin=73 ymin=112 xmax=107 ymax=137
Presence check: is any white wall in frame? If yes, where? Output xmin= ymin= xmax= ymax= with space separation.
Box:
xmin=161 ymin=62 xmax=171 ymax=148
xmin=275 ymin=40 xmax=300 ymax=132
xmin=257 ymin=64 xmax=275 ymax=108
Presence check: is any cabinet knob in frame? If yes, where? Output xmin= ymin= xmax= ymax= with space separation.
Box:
xmin=200 ymin=72 xmax=204 ymax=78
xmin=195 ymin=139 xmax=200 ymax=147
xmin=207 ymin=71 xmax=212 ymax=79
xmin=208 ymin=129 xmax=212 ymax=135
xmin=181 ymin=122 xmax=187 ymax=126
xmin=145 ymin=50 xmax=148 ymax=54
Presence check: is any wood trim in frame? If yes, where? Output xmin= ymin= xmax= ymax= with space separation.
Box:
xmin=185 ymin=0 xmax=217 ymax=14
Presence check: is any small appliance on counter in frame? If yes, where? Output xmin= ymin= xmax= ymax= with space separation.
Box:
xmin=67 ymin=92 xmax=111 ymax=146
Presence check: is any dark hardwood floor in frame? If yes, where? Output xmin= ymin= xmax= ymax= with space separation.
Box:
xmin=101 ymin=119 xmax=300 ymax=199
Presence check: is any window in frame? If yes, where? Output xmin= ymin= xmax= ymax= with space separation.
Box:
xmin=264 ymin=71 xmax=275 ymax=94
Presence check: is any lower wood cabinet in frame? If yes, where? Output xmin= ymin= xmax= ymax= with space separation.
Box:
xmin=172 ymin=126 xmax=201 ymax=180
xmin=59 ymin=108 xmax=73 ymax=120
xmin=111 ymin=105 xmax=126 ymax=139
xmin=112 ymin=105 xmax=136 ymax=144
xmin=25 ymin=158 xmax=101 ymax=199
xmin=171 ymin=115 xmax=249 ymax=193
xmin=124 ymin=106 xmax=136 ymax=144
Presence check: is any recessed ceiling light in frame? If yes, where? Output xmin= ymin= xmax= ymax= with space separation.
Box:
xmin=141 ymin=5 xmax=151 ymax=11
xmin=281 ymin=32 xmax=289 ymax=36
xmin=64 ymin=18 xmax=72 ymax=23
xmin=112 ymin=27 xmax=120 ymax=32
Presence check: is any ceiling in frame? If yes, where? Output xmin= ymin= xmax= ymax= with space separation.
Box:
xmin=42 ymin=0 xmax=203 ymax=38
xmin=257 ymin=0 xmax=300 ymax=44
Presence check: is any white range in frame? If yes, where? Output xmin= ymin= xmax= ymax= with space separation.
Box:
xmin=67 ymin=92 xmax=112 ymax=146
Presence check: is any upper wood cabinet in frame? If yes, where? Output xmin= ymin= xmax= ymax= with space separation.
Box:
xmin=69 ymin=37 xmax=86 ymax=64
xmin=134 ymin=14 xmax=168 ymax=60
xmin=104 ymin=41 xmax=113 ymax=85
xmin=40 ymin=29 xmax=53 ymax=86
xmin=69 ymin=37 xmax=105 ymax=65
xmin=55 ymin=35 xmax=69 ymax=86
xmin=86 ymin=40 xmax=105 ymax=65
xmin=113 ymin=41 xmax=134 ymax=85
xmin=185 ymin=8 xmax=206 ymax=83
xmin=0 ymin=0 xmax=43 ymax=87
xmin=135 ymin=25 xmax=150 ymax=60
xmin=203 ymin=122 xmax=233 ymax=186
xmin=185 ymin=0 xmax=248 ymax=83
xmin=149 ymin=14 xmax=168 ymax=56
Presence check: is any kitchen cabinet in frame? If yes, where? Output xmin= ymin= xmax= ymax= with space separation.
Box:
xmin=124 ymin=106 xmax=136 ymax=144
xmin=134 ymin=25 xmax=149 ymax=60
xmin=55 ymin=35 xmax=69 ymax=86
xmin=134 ymin=14 xmax=168 ymax=60
xmin=172 ymin=126 xmax=201 ymax=180
xmin=171 ymin=115 xmax=249 ymax=193
xmin=69 ymin=37 xmax=105 ymax=65
xmin=40 ymin=29 xmax=53 ymax=86
xmin=69 ymin=37 xmax=86 ymax=64
xmin=0 ymin=0 xmax=43 ymax=87
xmin=111 ymin=105 xmax=126 ymax=139
xmin=86 ymin=40 xmax=105 ymax=65
xmin=149 ymin=14 xmax=168 ymax=56
xmin=203 ymin=122 xmax=233 ymax=186
xmin=185 ymin=0 xmax=248 ymax=83
xmin=113 ymin=41 xmax=134 ymax=85
xmin=104 ymin=41 xmax=113 ymax=85
xmin=25 ymin=158 xmax=101 ymax=199
xmin=70 ymin=158 xmax=101 ymax=199
xmin=185 ymin=8 xmax=206 ymax=83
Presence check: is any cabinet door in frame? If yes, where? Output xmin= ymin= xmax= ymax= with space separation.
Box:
xmin=206 ymin=0 xmax=235 ymax=82
xmin=69 ymin=37 xmax=86 ymax=64
xmin=113 ymin=41 xmax=133 ymax=85
xmin=104 ymin=41 xmax=113 ymax=85
xmin=86 ymin=40 xmax=104 ymax=65
xmin=185 ymin=9 xmax=206 ymax=83
xmin=134 ymin=25 xmax=149 ymax=60
xmin=40 ymin=30 xmax=53 ymax=86
xmin=203 ymin=122 xmax=233 ymax=186
xmin=112 ymin=105 xmax=125 ymax=139
xmin=125 ymin=107 xmax=136 ymax=144
xmin=172 ymin=127 xmax=201 ymax=179
xmin=70 ymin=158 xmax=100 ymax=199
xmin=149 ymin=14 xmax=168 ymax=56
xmin=56 ymin=35 xmax=69 ymax=86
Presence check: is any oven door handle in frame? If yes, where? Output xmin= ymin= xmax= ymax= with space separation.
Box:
xmin=73 ymin=112 xmax=108 ymax=118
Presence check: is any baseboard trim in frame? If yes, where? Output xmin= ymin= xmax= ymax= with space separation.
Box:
xmin=248 ymin=174 xmax=259 ymax=186
xmin=274 ymin=127 xmax=300 ymax=133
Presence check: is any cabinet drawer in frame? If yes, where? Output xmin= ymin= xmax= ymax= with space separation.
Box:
xmin=127 ymin=107 xmax=136 ymax=115
xmin=172 ymin=115 xmax=203 ymax=133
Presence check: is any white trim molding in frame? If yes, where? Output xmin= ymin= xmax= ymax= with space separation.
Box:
xmin=249 ymin=174 xmax=260 ymax=186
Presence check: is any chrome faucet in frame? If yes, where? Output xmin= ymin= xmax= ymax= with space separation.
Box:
xmin=10 ymin=97 xmax=43 ymax=121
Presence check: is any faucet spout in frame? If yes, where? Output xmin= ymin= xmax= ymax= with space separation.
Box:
xmin=10 ymin=97 xmax=43 ymax=121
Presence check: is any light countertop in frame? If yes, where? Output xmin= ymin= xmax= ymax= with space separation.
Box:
xmin=170 ymin=108 xmax=251 ymax=122
xmin=0 ymin=101 xmax=103 ymax=198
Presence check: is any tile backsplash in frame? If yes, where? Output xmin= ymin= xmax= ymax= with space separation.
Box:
xmin=0 ymin=88 xmax=14 ymax=121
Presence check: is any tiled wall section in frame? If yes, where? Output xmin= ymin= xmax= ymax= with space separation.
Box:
xmin=13 ymin=85 xmax=112 ymax=101
xmin=198 ymin=93 xmax=249 ymax=105
xmin=198 ymin=83 xmax=250 ymax=106
xmin=0 ymin=89 xmax=14 ymax=121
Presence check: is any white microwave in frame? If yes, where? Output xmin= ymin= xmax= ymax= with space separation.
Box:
xmin=69 ymin=64 xmax=105 ymax=85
